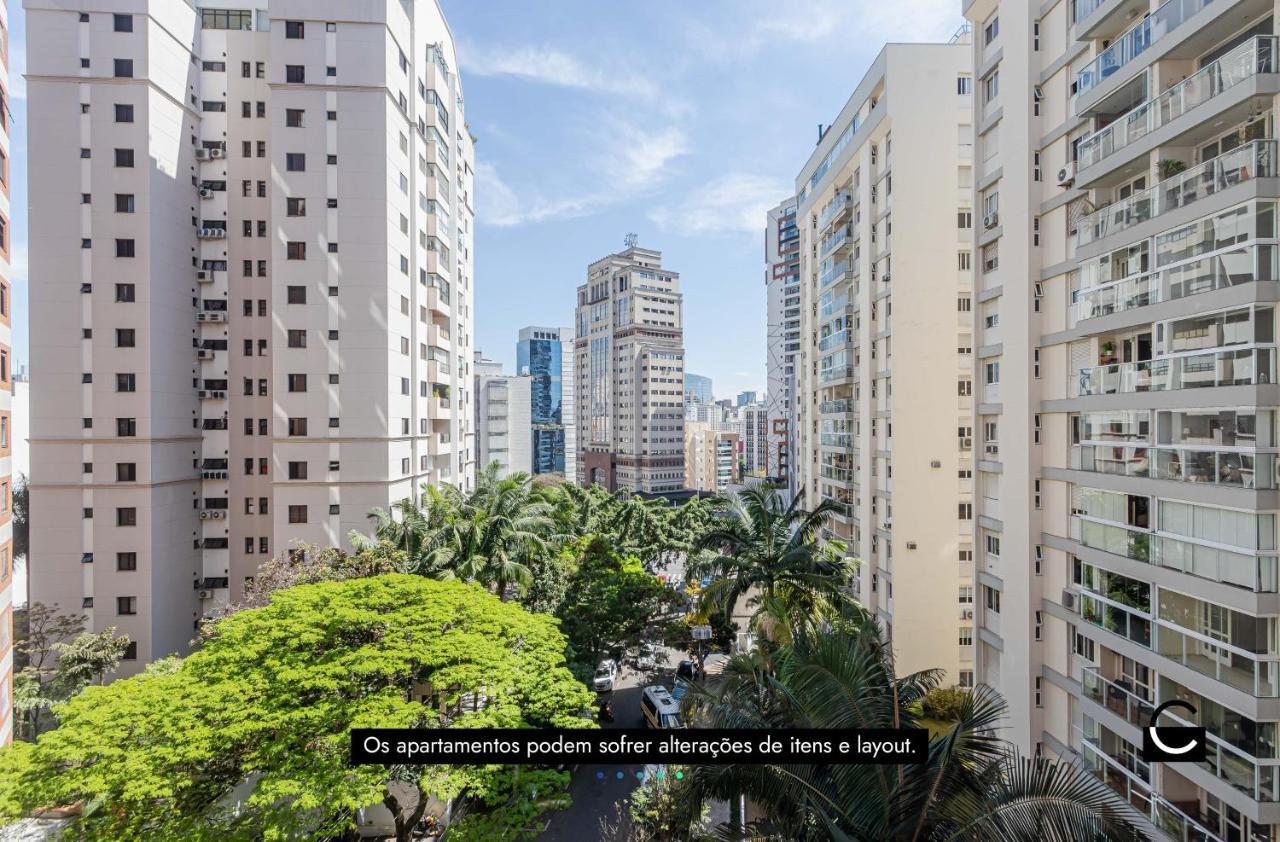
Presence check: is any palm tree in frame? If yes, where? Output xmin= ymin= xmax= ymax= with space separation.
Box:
xmin=674 ymin=609 xmax=1148 ymax=841
xmin=689 ymin=485 xmax=853 ymax=635
xmin=609 ymin=492 xmax=674 ymax=568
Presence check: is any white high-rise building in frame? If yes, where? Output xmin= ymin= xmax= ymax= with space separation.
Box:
xmin=965 ymin=1 xmax=1280 ymax=838
xmin=26 ymin=0 xmax=475 ymax=673
xmin=794 ymin=37 xmax=975 ymax=685
xmin=0 ymin=0 xmax=13 ymax=747
xmin=766 ymin=198 xmax=801 ymax=492
xmin=575 ymin=245 xmax=684 ymax=493
xmin=475 ymin=354 xmax=531 ymax=479
xmin=743 ymin=402 xmax=768 ymax=477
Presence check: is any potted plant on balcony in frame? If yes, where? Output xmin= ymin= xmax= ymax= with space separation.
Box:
xmin=1099 ymin=340 xmax=1117 ymax=365
xmin=1158 ymin=159 xmax=1188 ymax=180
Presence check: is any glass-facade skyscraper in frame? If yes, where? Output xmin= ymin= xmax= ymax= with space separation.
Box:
xmin=517 ymin=327 xmax=575 ymax=477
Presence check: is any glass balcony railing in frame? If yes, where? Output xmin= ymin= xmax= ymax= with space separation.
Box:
xmin=1075 ymin=0 xmax=1214 ymax=99
xmin=1082 ymin=667 xmax=1154 ymax=729
xmin=821 ymin=465 xmax=853 ymax=483
xmin=1076 ymin=516 xmax=1280 ymax=592
xmin=818 ymin=191 xmax=852 ymax=231
xmin=820 ymin=433 xmax=853 ymax=448
xmin=1074 ymin=241 xmax=1277 ymax=325
xmin=820 ymin=365 xmax=856 ymax=384
xmin=1081 ymin=738 xmax=1217 ymax=842
xmin=1077 ymin=347 xmax=1276 ymax=395
xmin=1072 ymin=0 xmax=1113 ymax=23
xmin=1078 ymin=36 xmax=1278 ymax=170
xmin=820 ymin=225 xmax=853 ymax=257
xmin=820 ymin=259 xmax=853 ymax=288
xmin=1156 ymin=622 xmax=1280 ymax=697
xmin=819 ymin=399 xmax=852 ymax=414
xmin=1072 ymin=443 xmax=1280 ymax=488
xmin=1077 ymin=141 xmax=1277 ymax=248
xmin=818 ymin=330 xmax=854 ymax=353
xmin=1080 ymin=592 xmax=1153 ymax=647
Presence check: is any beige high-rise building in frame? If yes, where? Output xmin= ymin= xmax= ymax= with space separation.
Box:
xmin=574 ymin=245 xmax=685 ymax=493
xmin=26 ymin=0 xmax=475 ymax=674
xmin=0 ymin=0 xmax=12 ymax=747
xmin=684 ymin=421 xmax=740 ymax=493
xmin=964 ymin=0 xmax=1280 ymax=837
xmin=794 ymin=38 xmax=976 ymax=684
xmin=765 ymin=197 xmax=801 ymax=493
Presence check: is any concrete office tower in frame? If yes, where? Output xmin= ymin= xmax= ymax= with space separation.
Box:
xmin=26 ymin=0 xmax=475 ymax=674
xmin=743 ymin=402 xmax=768 ymax=477
xmin=794 ymin=38 xmax=974 ymax=685
xmin=0 ymin=0 xmax=12 ymax=748
xmin=964 ymin=2 xmax=1280 ymax=837
xmin=684 ymin=372 xmax=712 ymax=405
xmin=516 ymin=326 xmax=575 ymax=479
xmin=684 ymin=421 xmax=740 ymax=493
xmin=575 ymin=245 xmax=685 ymax=492
xmin=475 ymin=354 xmax=531 ymax=479
xmin=766 ymin=197 xmax=801 ymax=491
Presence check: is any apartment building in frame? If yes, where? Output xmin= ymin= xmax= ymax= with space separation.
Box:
xmin=684 ymin=421 xmax=740 ymax=493
xmin=516 ymin=325 xmax=575 ymax=478
xmin=794 ymin=38 xmax=975 ymax=684
xmin=766 ymin=197 xmax=801 ymax=491
xmin=0 ymin=0 xmax=12 ymax=748
xmin=574 ymin=245 xmax=685 ymax=493
xmin=964 ymin=0 xmax=1280 ymax=838
xmin=475 ymin=354 xmax=531 ymax=478
xmin=743 ymin=402 xmax=769 ymax=477
xmin=26 ymin=0 xmax=475 ymax=673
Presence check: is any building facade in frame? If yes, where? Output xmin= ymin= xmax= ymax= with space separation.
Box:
xmin=964 ymin=0 xmax=1280 ymax=838
xmin=516 ymin=325 xmax=574 ymax=478
xmin=475 ymin=354 xmax=531 ymax=479
xmin=794 ymin=39 xmax=975 ymax=685
xmin=684 ymin=372 xmax=712 ymax=405
xmin=26 ymin=0 xmax=475 ymax=674
xmin=0 ymin=0 xmax=12 ymax=747
xmin=766 ymin=197 xmax=801 ymax=491
xmin=574 ymin=245 xmax=685 ymax=493
xmin=743 ymin=402 xmax=768 ymax=477
xmin=684 ymin=421 xmax=740 ymax=493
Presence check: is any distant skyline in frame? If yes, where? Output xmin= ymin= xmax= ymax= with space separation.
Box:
xmin=4 ymin=0 xmax=965 ymax=397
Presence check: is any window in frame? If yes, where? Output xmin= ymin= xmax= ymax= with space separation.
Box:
xmin=983 ymin=16 xmax=998 ymax=45
xmin=287 ymin=329 xmax=306 ymax=348
xmin=286 ymin=152 xmax=306 ymax=171
xmin=286 ymin=65 xmax=305 ymax=84
xmin=957 ymin=75 xmax=972 ymax=95
xmin=117 ymin=552 xmax=137 ymax=571
xmin=113 ymin=59 xmax=134 ymax=78
xmin=116 ymin=284 xmax=135 ymax=302
xmin=286 ymin=197 xmax=306 ymax=217
xmin=115 ymin=239 xmax=136 ymax=258
xmin=287 ymin=373 xmax=307 ymax=392
xmin=285 ymin=20 xmax=304 ymax=38
xmin=288 ymin=418 xmax=308 ymax=436
xmin=115 ymin=373 xmax=136 ymax=392
xmin=202 ymin=101 xmax=226 ymax=112
xmin=115 ymin=194 xmax=135 ymax=213
xmin=958 ymin=502 xmax=973 ymax=520
xmin=203 ymin=60 xmax=226 ymax=72
xmin=959 ymin=628 xmax=973 ymax=647
xmin=958 ymin=670 xmax=974 ymax=689
xmin=958 ymin=251 xmax=971 ymax=271
xmin=116 ymin=507 xmax=137 ymax=527
xmin=957 ymin=210 xmax=972 ymax=229
xmin=288 ymin=505 xmax=308 ymax=524
xmin=983 ymin=71 xmax=999 ymax=104
xmin=288 ymin=461 xmax=307 ymax=480
xmin=958 ymin=379 xmax=972 ymax=396
xmin=242 ymin=61 xmax=251 ymax=78
xmin=959 ymin=586 xmax=974 ymax=604
xmin=984 ymin=586 xmax=1001 ymax=613
xmin=326 ymin=66 xmax=336 ymax=77
xmin=115 ymin=148 xmax=135 ymax=167
xmin=287 ymin=242 xmax=306 ymax=260
xmin=117 ymin=596 xmax=137 ymax=615
xmin=985 ymin=361 xmax=1000 ymax=384
xmin=286 ymin=108 xmax=304 ymax=128
xmin=116 ymin=463 xmax=137 ymax=482
xmin=113 ymin=13 xmax=133 ymax=31
xmin=1033 ymin=152 xmax=1041 ymax=182
xmin=114 ymin=104 xmax=134 ymax=123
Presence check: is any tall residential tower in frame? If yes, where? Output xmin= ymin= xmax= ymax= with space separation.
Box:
xmin=26 ymin=0 xmax=475 ymax=673
xmin=766 ymin=197 xmax=801 ymax=491
xmin=574 ymin=245 xmax=685 ymax=493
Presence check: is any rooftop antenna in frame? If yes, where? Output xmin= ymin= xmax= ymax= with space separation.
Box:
xmin=623 ymin=232 xmax=638 ymax=249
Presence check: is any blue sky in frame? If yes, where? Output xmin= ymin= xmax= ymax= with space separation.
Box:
xmin=7 ymin=0 xmax=963 ymax=399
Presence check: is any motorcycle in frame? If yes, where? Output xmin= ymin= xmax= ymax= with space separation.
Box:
xmin=598 ymin=700 xmax=615 ymax=724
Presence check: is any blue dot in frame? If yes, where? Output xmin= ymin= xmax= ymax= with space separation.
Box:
xmin=616 ymin=771 xmax=625 ymax=779
xmin=595 ymin=771 xmax=605 ymax=780
xmin=636 ymin=771 xmax=645 ymax=780
xmin=655 ymin=769 xmax=665 ymax=778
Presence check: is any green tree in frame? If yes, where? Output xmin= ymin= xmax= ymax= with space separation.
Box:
xmin=0 ymin=575 xmax=593 ymax=841
xmin=11 ymin=473 xmax=27 ymax=566
xmin=556 ymin=536 xmax=669 ymax=671
xmin=675 ymin=608 xmax=1147 ymax=841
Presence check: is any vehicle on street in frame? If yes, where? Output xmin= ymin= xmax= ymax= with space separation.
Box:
xmin=634 ymin=643 xmax=659 ymax=672
xmin=593 ymin=659 xmax=618 ymax=692
xmin=676 ymin=659 xmax=695 ymax=681
xmin=641 ymin=685 xmax=684 ymax=729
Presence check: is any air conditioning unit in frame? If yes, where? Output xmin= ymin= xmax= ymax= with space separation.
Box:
xmin=199 ymin=187 xmax=213 ymax=199
xmin=983 ymin=212 xmax=999 ymax=229
xmin=1057 ymin=163 xmax=1076 ymax=186
xmin=881 ymin=273 xmax=891 ymax=283
xmin=1062 ymin=589 xmax=1078 ymax=612
xmin=198 ymin=589 xmax=212 ymax=600
xmin=209 ymin=148 xmax=226 ymax=159
xmin=930 ymin=460 xmax=942 ymax=468
xmin=199 ymin=510 xmax=211 ymax=519
xmin=960 ymin=437 xmax=973 ymax=449
xmin=197 ymin=312 xmax=227 ymax=323
xmin=195 ymin=148 xmax=211 ymax=161
xmin=196 ymin=348 xmax=214 ymax=360
xmin=197 ymin=227 xmax=227 ymax=239
xmin=961 ymin=608 xmax=974 ymax=620
xmin=196 ymin=270 xmax=209 ymax=282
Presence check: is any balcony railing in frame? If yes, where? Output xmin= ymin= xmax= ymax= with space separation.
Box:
xmin=1081 ymin=738 xmax=1217 ymax=842
xmin=820 ymin=259 xmax=853 ymax=288
xmin=1155 ymin=621 xmax=1280 ymax=697
xmin=1074 ymin=242 xmax=1276 ymax=325
xmin=1078 ymin=36 xmax=1278 ymax=171
xmin=819 ymin=330 xmax=854 ymax=353
xmin=820 ymin=365 xmax=856 ymax=384
xmin=1081 ymin=666 xmax=1154 ymax=730
xmin=818 ymin=191 xmax=852 ymax=231
xmin=1074 ymin=0 xmax=1214 ymax=99
xmin=1077 ymin=347 xmax=1276 ymax=395
xmin=1077 ymin=140 xmax=1277 ymax=248
xmin=820 ymin=465 xmax=853 ymax=483
xmin=1072 ymin=443 xmax=1280 ymax=488
xmin=820 ymin=225 xmax=853 ymax=257
xmin=819 ymin=399 xmax=852 ymax=414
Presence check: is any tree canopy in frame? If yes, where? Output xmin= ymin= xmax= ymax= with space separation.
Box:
xmin=0 ymin=575 xmax=593 ymax=841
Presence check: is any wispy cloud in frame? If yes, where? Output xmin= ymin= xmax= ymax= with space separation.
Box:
xmin=649 ymin=172 xmax=791 ymax=238
xmin=458 ymin=42 xmax=657 ymax=99
xmin=476 ymin=162 xmax=601 ymax=227
xmin=598 ymin=126 xmax=689 ymax=191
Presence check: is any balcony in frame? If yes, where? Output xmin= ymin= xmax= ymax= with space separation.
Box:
xmin=1074 ymin=0 xmax=1213 ymax=101
xmin=1072 ymin=443 xmax=1280 ymax=488
xmin=820 ymin=365 xmax=856 ymax=385
xmin=820 ymin=259 xmax=854 ymax=288
xmin=820 ymin=225 xmax=853 ymax=258
xmin=1077 ymin=140 xmax=1277 ymax=249
xmin=819 ymin=399 xmax=852 ymax=415
xmin=1077 ymin=347 xmax=1276 ymax=395
xmin=1081 ymin=666 xmax=1154 ymax=730
xmin=818 ymin=191 xmax=853 ymax=232
xmin=1073 ymin=0 xmax=1153 ymax=40
xmin=1080 ymin=737 xmax=1218 ymax=842
xmin=820 ymin=464 xmax=854 ymax=484
xmin=1155 ymin=621 xmax=1280 ymax=697
xmin=818 ymin=329 xmax=854 ymax=353
xmin=1077 ymin=36 xmax=1278 ymax=173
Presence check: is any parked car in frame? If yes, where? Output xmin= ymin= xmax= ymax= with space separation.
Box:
xmin=676 ymin=659 xmax=696 ymax=681
xmin=634 ymin=643 xmax=659 ymax=672
xmin=593 ymin=659 xmax=619 ymax=692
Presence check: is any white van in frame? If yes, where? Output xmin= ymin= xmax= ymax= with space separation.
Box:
xmin=640 ymin=685 xmax=684 ymax=729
